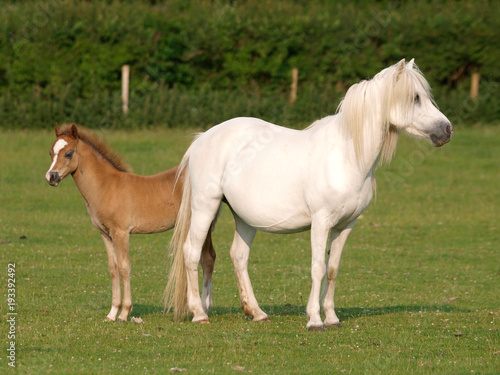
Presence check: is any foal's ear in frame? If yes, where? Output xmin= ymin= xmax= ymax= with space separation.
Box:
xmin=55 ymin=122 xmax=61 ymax=136
xmin=395 ymin=58 xmax=406 ymax=82
xmin=70 ymin=123 xmax=78 ymax=139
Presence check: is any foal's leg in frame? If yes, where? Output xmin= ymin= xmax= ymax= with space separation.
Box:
xmin=230 ymin=216 xmax=269 ymax=322
xmin=200 ymin=230 xmax=216 ymax=312
xmin=101 ymin=233 xmax=121 ymax=322
xmin=322 ymin=221 xmax=355 ymax=328
xmin=112 ymin=231 xmax=132 ymax=322
xmin=306 ymin=218 xmax=330 ymax=331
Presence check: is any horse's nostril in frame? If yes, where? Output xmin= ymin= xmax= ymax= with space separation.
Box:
xmin=445 ymin=124 xmax=452 ymax=135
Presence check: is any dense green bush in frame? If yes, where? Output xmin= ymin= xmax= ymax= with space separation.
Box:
xmin=0 ymin=0 xmax=499 ymax=129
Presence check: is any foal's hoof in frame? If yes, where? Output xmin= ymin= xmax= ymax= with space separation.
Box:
xmin=104 ymin=317 xmax=115 ymax=322
xmin=116 ymin=317 xmax=127 ymax=323
xmin=325 ymin=322 xmax=342 ymax=329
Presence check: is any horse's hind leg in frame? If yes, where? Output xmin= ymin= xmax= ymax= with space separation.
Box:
xmin=200 ymin=230 xmax=216 ymax=312
xmin=186 ymin=206 xmax=221 ymax=323
xmin=230 ymin=215 xmax=269 ymax=322
xmin=101 ymin=233 xmax=121 ymax=322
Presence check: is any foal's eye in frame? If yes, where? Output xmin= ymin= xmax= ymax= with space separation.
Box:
xmin=414 ymin=94 xmax=420 ymax=104
xmin=65 ymin=150 xmax=74 ymax=159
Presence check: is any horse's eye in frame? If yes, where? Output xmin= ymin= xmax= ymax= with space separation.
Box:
xmin=65 ymin=150 xmax=74 ymax=159
xmin=414 ymin=94 xmax=420 ymax=104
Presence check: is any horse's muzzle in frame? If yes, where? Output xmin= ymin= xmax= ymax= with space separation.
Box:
xmin=430 ymin=122 xmax=453 ymax=147
xmin=46 ymin=171 xmax=61 ymax=186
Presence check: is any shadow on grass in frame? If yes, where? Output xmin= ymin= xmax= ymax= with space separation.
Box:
xmin=127 ymin=303 xmax=469 ymax=322
xmin=128 ymin=304 xmax=164 ymax=317
xmin=335 ymin=304 xmax=470 ymax=321
xmin=259 ymin=303 xmax=469 ymax=321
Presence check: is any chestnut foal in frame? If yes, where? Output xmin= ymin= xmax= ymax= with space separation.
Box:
xmin=46 ymin=123 xmax=215 ymax=322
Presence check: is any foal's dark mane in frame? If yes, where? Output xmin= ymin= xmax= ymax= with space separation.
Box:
xmin=58 ymin=124 xmax=132 ymax=173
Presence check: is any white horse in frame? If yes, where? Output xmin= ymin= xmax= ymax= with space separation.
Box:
xmin=164 ymin=59 xmax=452 ymax=330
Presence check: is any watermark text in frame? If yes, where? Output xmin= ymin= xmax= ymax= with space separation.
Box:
xmin=6 ymin=263 xmax=17 ymax=368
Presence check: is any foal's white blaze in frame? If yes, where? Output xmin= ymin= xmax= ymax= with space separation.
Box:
xmin=45 ymin=139 xmax=68 ymax=181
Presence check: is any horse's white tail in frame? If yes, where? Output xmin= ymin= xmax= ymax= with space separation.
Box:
xmin=163 ymin=151 xmax=192 ymax=320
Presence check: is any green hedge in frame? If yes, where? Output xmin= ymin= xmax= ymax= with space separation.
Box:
xmin=0 ymin=0 xmax=499 ymax=129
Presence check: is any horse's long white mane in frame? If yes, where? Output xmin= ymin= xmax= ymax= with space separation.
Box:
xmin=336 ymin=59 xmax=432 ymax=167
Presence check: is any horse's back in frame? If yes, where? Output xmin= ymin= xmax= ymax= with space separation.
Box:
xmin=192 ymin=117 xmax=288 ymax=154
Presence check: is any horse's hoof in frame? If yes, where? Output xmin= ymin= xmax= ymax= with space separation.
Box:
xmin=116 ymin=318 xmax=127 ymax=323
xmin=104 ymin=317 xmax=115 ymax=322
xmin=324 ymin=322 xmax=341 ymax=329
xmin=254 ymin=316 xmax=271 ymax=323
xmin=192 ymin=313 xmax=210 ymax=324
xmin=196 ymin=318 xmax=210 ymax=324
xmin=306 ymin=324 xmax=325 ymax=332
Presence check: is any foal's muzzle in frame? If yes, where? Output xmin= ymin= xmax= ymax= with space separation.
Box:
xmin=46 ymin=171 xmax=61 ymax=186
xmin=430 ymin=121 xmax=453 ymax=147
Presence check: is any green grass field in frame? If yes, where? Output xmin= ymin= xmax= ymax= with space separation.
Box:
xmin=1 ymin=125 xmax=499 ymax=374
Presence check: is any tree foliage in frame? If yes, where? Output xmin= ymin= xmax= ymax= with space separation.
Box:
xmin=0 ymin=0 xmax=499 ymax=128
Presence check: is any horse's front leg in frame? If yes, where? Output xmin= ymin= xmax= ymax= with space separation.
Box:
xmin=101 ymin=233 xmax=121 ymax=322
xmin=112 ymin=231 xmax=132 ymax=322
xmin=200 ymin=230 xmax=216 ymax=312
xmin=321 ymin=221 xmax=355 ymax=328
xmin=306 ymin=218 xmax=330 ymax=331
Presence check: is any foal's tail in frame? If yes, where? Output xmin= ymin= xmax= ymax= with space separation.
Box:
xmin=163 ymin=151 xmax=192 ymax=320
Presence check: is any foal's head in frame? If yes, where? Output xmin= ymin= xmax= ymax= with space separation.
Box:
xmin=46 ymin=123 xmax=131 ymax=186
xmin=45 ymin=123 xmax=80 ymax=186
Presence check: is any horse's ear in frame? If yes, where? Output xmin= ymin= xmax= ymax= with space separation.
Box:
xmin=395 ymin=58 xmax=406 ymax=81
xmin=55 ymin=122 xmax=61 ymax=136
xmin=407 ymin=58 xmax=415 ymax=69
xmin=70 ymin=123 xmax=78 ymax=139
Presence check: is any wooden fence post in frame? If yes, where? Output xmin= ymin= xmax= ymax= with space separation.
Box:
xmin=122 ymin=65 xmax=130 ymax=115
xmin=470 ymin=70 xmax=480 ymax=100
xmin=289 ymin=68 xmax=298 ymax=105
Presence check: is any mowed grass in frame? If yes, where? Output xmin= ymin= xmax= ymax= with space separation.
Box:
xmin=0 ymin=125 xmax=499 ymax=374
